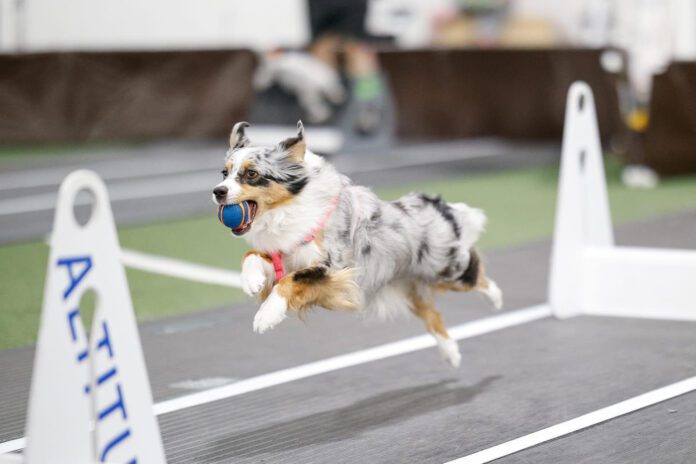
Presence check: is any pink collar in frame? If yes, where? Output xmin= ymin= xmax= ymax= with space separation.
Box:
xmin=270 ymin=190 xmax=342 ymax=283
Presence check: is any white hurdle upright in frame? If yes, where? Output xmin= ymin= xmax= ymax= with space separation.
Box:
xmin=549 ymin=82 xmax=696 ymax=321
xmin=3 ymin=171 xmax=167 ymax=464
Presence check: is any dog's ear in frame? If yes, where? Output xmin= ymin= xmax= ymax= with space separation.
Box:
xmin=230 ymin=121 xmax=251 ymax=149
xmin=279 ymin=120 xmax=306 ymax=162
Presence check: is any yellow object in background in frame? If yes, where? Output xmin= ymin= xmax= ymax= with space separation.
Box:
xmin=627 ymin=109 xmax=649 ymax=132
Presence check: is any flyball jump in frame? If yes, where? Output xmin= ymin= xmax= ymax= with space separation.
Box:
xmin=5 ymin=82 xmax=695 ymax=463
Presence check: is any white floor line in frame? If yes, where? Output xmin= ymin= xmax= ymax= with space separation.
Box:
xmin=153 ymin=304 xmax=550 ymax=415
xmin=0 ymin=439 xmax=25 ymax=456
xmin=445 ymin=375 xmax=696 ymax=464
xmin=0 ymin=158 xmax=219 ymax=192
xmin=0 ymin=305 xmax=551 ymax=455
xmin=0 ymin=149 xmax=499 ymax=216
xmin=339 ymin=150 xmax=498 ymax=175
xmin=121 ymin=248 xmax=242 ymax=288
xmin=0 ymin=171 xmax=216 ymax=216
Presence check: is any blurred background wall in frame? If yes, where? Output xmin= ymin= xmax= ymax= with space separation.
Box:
xmin=0 ymin=0 xmax=309 ymax=52
xmin=0 ymin=0 xmax=695 ymax=174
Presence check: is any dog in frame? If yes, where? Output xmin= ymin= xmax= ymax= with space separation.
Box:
xmin=212 ymin=121 xmax=502 ymax=367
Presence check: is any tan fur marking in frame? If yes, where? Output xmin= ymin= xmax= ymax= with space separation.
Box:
xmin=259 ymin=285 xmax=273 ymax=302
xmin=243 ymin=250 xmax=272 ymax=263
xmin=409 ymin=287 xmax=448 ymax=337
xmin=239 ymin=182 xmax=295 ymax=211
xmin=434 ymin=258 xmax=490 ymax=293
xmin=233 ymin=159 xmax=296 ymax=211
xmin=314 ymin=230 xmax=324 ymax=249
xmin=288 ymin=140 xmax=306 ymax=163
xmin=276 ymin=268 xmax=360 ymax=313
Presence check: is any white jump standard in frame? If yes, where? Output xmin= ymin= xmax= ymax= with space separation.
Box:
xmin=4 ymin=171 xmax=166 ymax=464
xmin=549 ymin=82 xmax=696 ymax=321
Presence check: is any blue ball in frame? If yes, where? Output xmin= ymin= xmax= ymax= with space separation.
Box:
xmin=217 ymin=201 xmax=256 ymax=230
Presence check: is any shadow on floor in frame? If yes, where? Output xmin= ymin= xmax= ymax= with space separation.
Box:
xmin=195 ymin=376 xmax=499 ymax=461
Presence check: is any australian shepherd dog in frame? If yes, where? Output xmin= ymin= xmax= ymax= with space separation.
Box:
xmin=212 ymin=121 xmax=502 ymax=367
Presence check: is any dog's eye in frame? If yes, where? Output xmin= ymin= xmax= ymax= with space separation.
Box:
xmin=246 ymin=169 xmax=259 ymax=179
xmin=221 ymin=169 xmax=228 ymax=179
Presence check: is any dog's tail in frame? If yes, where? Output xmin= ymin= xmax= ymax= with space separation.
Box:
xmin=450 ymin=203 xmax=487 ymax=249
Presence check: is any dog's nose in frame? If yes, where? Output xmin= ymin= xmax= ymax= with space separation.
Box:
xmin=213 ymin=186 xmax=228 ymax=199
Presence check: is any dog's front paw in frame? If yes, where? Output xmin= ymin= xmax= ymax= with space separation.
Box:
xmin=241 ymin=254 xmax=270 ymax=297
xmin=253 ymin=288 xmax=288 ymax=334
xmin=435 ymin=334 xmax=462 ymax=368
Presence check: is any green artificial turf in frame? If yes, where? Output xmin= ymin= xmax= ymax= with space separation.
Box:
xmin=2 ymin=161 xmax=696 ymax=350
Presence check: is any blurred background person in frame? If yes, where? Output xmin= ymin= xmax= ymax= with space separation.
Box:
xmin=251 ymin=0 xmax=390 ymax=137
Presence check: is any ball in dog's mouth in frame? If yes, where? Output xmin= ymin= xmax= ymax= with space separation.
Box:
xmin=231 ymin=200 xmax=257 ymax=236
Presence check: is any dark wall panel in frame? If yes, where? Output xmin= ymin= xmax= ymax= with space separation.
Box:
xmin=378 ymin=48 xmax=622 ymax=141
xmin=0 ymin=49 xmax=256 ymax=143
xmin=645 ymin=62 xmax=696 ymax=175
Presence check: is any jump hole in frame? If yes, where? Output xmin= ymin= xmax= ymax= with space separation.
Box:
xmin=73 ymin=188 xmax=96 ymax=227
xmin=579 ymin=150 xmax=586 ymax=170
xmin=578 ymin=94 xmax=585 ymax=112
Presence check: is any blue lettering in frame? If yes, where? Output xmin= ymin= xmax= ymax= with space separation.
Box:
xmin=67 ymin=308 xmax=80 ymax=341
xmin=76 ymin=349 xmax=88 ymax=362
xmin=97 ymin=366 xmax=117 ymax=386
xmin=98 ymin=383 xmax=128 ymax=421
xmin=96 ymin=321 xmax=114 ymax=358
xmin=99 ymin=428 xmax=131 ymax=462
xmin=56 ymin=256 xmax=93 ymax=300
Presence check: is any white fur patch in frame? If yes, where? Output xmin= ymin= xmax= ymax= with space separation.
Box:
xmin=435 ymin=333 xmax=461 ymax=368
xmin=286 ymin=241 xmax=323 ymax=273
xmin=451 ymin=203 xmax=487 ymax=249
xmin=253 ymin=287 xmax=288 ymax=334
xmin=480 ymin=279 xmax=503 ymax=311
xmin=241 ymin=254 xmax=272 ymax=297
xmin=364 ymin=282 xmax=412 ymax=321
xmin=215 ymin=148 xmax=254 ymax=204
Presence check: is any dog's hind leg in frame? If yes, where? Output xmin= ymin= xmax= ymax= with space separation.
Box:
xmin=409 ymin=286 xmax=461 ymax=368
xmin=252 ymin=266 xmax=360 ymax=334
xmin=477 ymin=277 xmax=503 ymax=311
xmin=454 ymin=249 xmax=503 ymax=311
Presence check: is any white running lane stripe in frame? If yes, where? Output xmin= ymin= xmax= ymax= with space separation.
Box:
xmin=153 ymin=304 xmax=551 ymax=415
xmin=445 ymin=375 xmax=696 ymax=464
xmin=0 ymin=150 xmax=500 ymax=216
xmin=0 ymin=305 xmax=551 ymax=455
xmin=0 ymin=439 xmax=25 ymax=456
xmin=121 ymin=248 xmax=242 ymax=288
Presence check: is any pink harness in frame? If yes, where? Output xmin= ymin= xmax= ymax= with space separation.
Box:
xmin=270 ymin=190 xmax=342 ymax=283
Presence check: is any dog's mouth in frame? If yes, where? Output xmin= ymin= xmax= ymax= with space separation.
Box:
xmin=231 ymin=200 xmax=257 ymax=236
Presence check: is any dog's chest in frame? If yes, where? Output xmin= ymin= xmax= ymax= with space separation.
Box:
xmin=283 ymin=240 xmax=323 ymax=273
